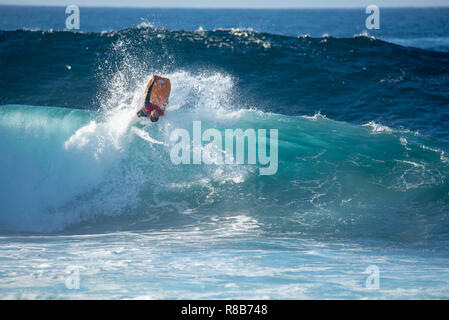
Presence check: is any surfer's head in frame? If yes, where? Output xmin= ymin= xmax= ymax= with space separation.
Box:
xmin=150 ymin=109 xmax=159 ymax=122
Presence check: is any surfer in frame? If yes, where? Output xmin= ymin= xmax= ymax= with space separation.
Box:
xmin=136 ymin=75 xmax=171 ymax=122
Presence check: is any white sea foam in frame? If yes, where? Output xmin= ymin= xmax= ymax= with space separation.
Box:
xmin=362 ymin=121 xmax=393 ymax=134
xmin=353 ymin=30 xmax=376 ymax=40
xmin=136 ymin=21 xmax=155 ymax=29
xmin=301 ymin=111 xmax=328 ymax=121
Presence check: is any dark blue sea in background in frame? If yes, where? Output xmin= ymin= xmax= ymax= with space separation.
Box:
xmin=1 ymin=6 xmax=449 ymax=299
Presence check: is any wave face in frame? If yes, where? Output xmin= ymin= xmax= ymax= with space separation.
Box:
xmin=2 ymin=98 xmax=449 ymax=243
xmin=1 ymin=28 xmax=449 ymax=140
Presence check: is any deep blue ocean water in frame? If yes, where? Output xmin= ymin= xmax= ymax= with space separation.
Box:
xmin=1 ymin=6 xmax=449 ymax=299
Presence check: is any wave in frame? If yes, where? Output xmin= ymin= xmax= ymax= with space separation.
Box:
xmin=1 ymin=74 xmax=449 ymax=243
xmin=1 ymin=27 xmax=449 ymax=243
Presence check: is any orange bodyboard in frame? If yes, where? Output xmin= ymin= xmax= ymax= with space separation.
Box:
xmin=144 ymin=75 xmax=171 ymax=108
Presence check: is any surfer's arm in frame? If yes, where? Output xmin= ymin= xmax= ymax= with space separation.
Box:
xmin=145 ymin=75 xmax=156 ymax=91
xmin=143 ymin=76 xmax=155 ymax=107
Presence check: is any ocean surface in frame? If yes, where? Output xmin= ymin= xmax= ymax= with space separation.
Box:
xmin=1 ymin=6 xmax=449 ymax=299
